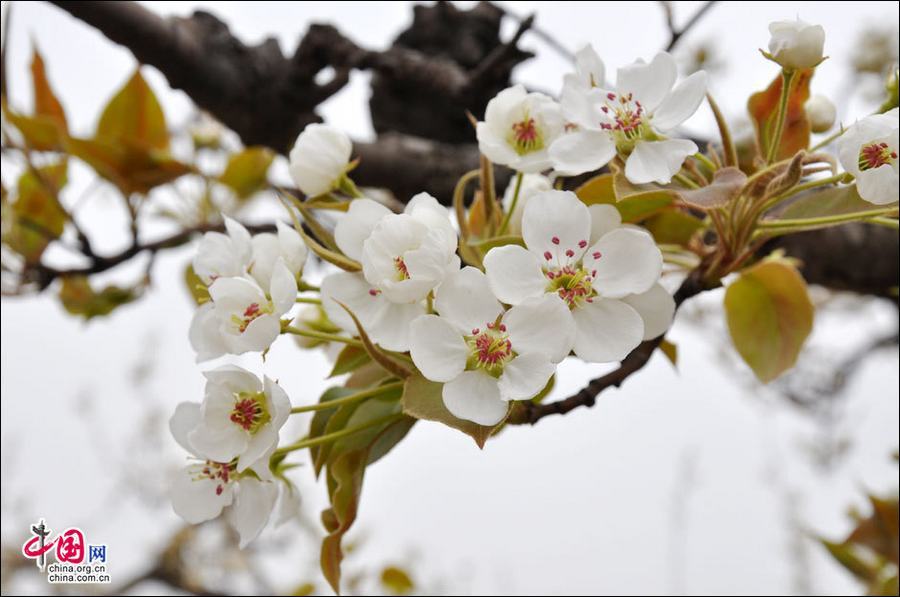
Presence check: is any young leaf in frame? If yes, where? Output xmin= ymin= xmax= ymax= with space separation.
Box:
xmin=31 ymin=47 xmax=67 ymax=133
xmin=772 ymin=184 xmax=897 ymax=221
xmin=97 ymin=69 xmax=169 ymax=151
xmin=58 ymin=276 xmax=137 ymax=320
xmin=724 ymin=259 xmax=814 ymax=382
xmin=615 ymin=191 xmax=674 ymax=223
xmin=5 ymin=162 xmax=68 ymax=263
xmin=309 ymin=387 xmax=359 ymax=477
xmin=748 ymin=68 xmax=813 ymax=164
xmin=676 ymin=167 xmax=747 ymax=210
xmin=183 ymin=264 xmax=209 ymax=305
xmin=574 ymin=173 xmax=616 ymax=205
xmin=329 ymin=345 xmax=372 ymax=378
xmin=643 ymin=210 xmax=704 ymax=246
xmin=381 ymin=567 xmax=415 ymax=595
xmin=400 ymin=372 xmax=503 ymax=449
xmin=218 ymin=147 xmax=274 ymax=199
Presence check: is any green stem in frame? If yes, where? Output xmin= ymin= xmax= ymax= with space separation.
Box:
xmin=757 ymin=208 xmax=895 ymax=231
xmin=290 ymin=382 xmax=403 ymax=414
xmin=693 ymin=152 xmax=718 ymax=173
xmin=766 ymin=69 xmax=795 ymax=164
xmin=297 ymin=280 xmax=320 ymax=292
xmin=869 ymin=216 xmax=899 ymax=230
xmin=674 ymin=173 xmax=700 ymax=189
xmin=498 ymin=171 xmax=524 ymax=236
xmin=295 ymin=297 xmax=322 ymax=305
xmin=273 ymin=413 xmax=402 ymax=456
xmin=809 ymin=127 xmax=845 ymax=152
xmin=760 ymin=173 xmax=847 ymax=213
xmin=283 ymin=326 xmax=362 ymax=347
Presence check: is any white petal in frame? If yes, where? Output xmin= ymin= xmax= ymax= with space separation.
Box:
xmin=265 ymin=376 xmax=292 ymax=428
xmin=585 ymin=228 xmax=662 ymax=298
xmin=320 ymin=271 xmax=386 ymax=334
xmin=549 ymin=130 xmax=617 ymax=176
xmin=621 ymin=282 xmax=676 ymax=340
xmin=169 ymin=402 xmax=202 ymax=455
xmin=367 ymin=300 xmax=427 ymax=352
xmin=588 ymin=204 xmax=622 ymax=244
xmin=625 ymin=139 xmax=697 ymax=184
xmin=522 ymin=190 xmax=592 ymax=264
xmin=232 ymin=314 xmax=281 ymax=353
xmin=483 ymin=245 xmax=547 ymax=305
xmin=193 ymin=231 xmax=245 ymax=285
xmin=276 ymin=220 xmax=308 ymax=275
xmin=223 ymin=216 xmax=253 ymax=265
xmin=379 ymin=277 xmax=438 ymax=304
xmin=203 ymin=364 xmax=261 ymax=394
xmin=210 ymin=276 xmax=267 ymax=312
xmin=571 ymin=298 xmax=644 ymax=363
xmin=171 ymin=468 xmax=233 ymax=524
xmin=229 ymin=478 xmax=278 ymax=548
xmin=616 ymin=52 xmax=677 ymax=112
xmin=503 ymin=294 xmax=575 ymax=363
xmin=249 ymin=233 xmax=280 ymax=288
xmin=274 ymin=484 xmax=302 ymax=527
xmin=435 ymin=267 xmax=503 ymax=332
xmin=442 ymin=370 xmax=507 ymax=426
xmin=652 ymin=71 xmax=708 ymax=132
xmin=237 ymin=425 xmax=277 ymax=472
xmin=269 ymin=258 xmax=297 ymax=315
xmin=856 ymin=165 xmax=899 ymax=206
xmin=189 ymin=303 xmax=227 ymax=362
xmin=560 ymin=80 xmax=606 ymax=129
xmin=409 ymin=315 xmax=468 ymax=383
xmin=574 ymin=44 xmax=605 ymax=88
xmin=404 ymin=192 xmax=455 ymax=241
xmin=334 ymin=199 xmax=391 ymax=261
xmin=498 ymin=353 xmax=555 ymax=401
xmin=189 ymin=420 xmax=248 ymax=463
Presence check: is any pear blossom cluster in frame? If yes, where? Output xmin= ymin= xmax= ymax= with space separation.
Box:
xmin=170 ymin=15 xmax=898 ymax=549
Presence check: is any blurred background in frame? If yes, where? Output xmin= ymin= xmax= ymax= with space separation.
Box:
xmin=1 ymin=1 xmax=898 ymax=595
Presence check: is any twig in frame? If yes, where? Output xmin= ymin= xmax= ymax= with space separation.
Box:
xmin=663 ymin=1 xmax=718 ymax=52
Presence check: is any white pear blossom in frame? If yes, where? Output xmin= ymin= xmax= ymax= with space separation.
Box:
xmin=288 ymin=123 xmax=353 ymax=197
xmin=249 ymin=221 xmax=308 ymax=288
xmin=476 ymin=84 xmax=564 ymax=173
xmin=838 ymin=108 xmax=899 ymax=205
xmin=767 ymin=19 xmax=826 ymax=70
xmin=189 ymin=259 xmax=296 ymax=361
xmin=483 ymin=191 xmax=671 ymax=363
xmin=193 ymin=216 xmax=253 ymax=285
xmin=409 ymin=267 xmax=575 ymax=426
xmin=501 ymin=173 xmax=553 ymax=235
xmin=169 ymin=401 xmax=280 ymax=548
xmin=564 ymin=45 xmax=607 ymax=94
xmin=550 ymin=49 xmax=707 ymax=184
xmin=186 ymin=365 xmax=291 ymax=472
xmin=805 ymin=95 xmax=836 ymax=133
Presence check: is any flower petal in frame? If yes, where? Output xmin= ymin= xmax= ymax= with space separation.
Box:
xmin=498 ymin=353 xmax=555 ymax=401
xmin=409 ymin=315 xmax=468 ymax=383
xmin=652 ymin=70 xmax=708 ymax=132
xmin=232 ymin=314 xmax=281 ymax=354
xmin=483 ymin=244 xmax=547 ymax=305
xmin=585 ymin=228 xmax=662 ymax=298
xmin=571 ymin=298 xmax=644 ymax=363
xmin=435 ymin=267 xmax=503 ymax=332
xmin=189 ymin=419 xmax=248 ymax=464
xmin=616 ymin=52 xmax=677 ymax=112
xmin=237 ymin=425 xmax=277 ymax=473
xmin=502 ymin=294 xmax=575 ymax=363
xmin=223 ymin=216 xmax=253 ymax=265
xmin=203 ymin=364 xmax=262 ymax=394
xmin=368 ymin=300 xmax=427 ymax=352
xmin=588 ymin=204 xmax=622 ymax=244
xmin=625 ymin=138 xmax=698 ymax=184
xmin=522 ymin=190 xmax=592 ymax=263
xmin=574 ymin=44 xmax=605 ymax=88
xmin=621 ymin=282 xmax=676 ymax=340
xmin=276 ymin=220 xmax=308 ymax=275
xmin=857 ymin=165 xmax=900 ymax=206
xmin=320 ymin=271 xmax=386 ymax=334
xmin=189 ymin=303 xmax=227 ymax=362
xmin=549 ymin=129 xmax=617 ymax=176
xmin=169 ymin=402 xmax=201 ymax=454
xmin=171 ymin=468 xmax=233 ymax=524
xmin=269 ymin=258 xmax=297 ymax=315
xmin=229 ymin=477 xmax=278 ymax=548
xmin=442 ymin=370 xmax=507 ymax=426
xmin=334 ymin=199 xmax=391 ymax=261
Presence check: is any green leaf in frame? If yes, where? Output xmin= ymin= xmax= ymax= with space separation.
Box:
xmin=58 ymin=276 xmax=137 ymax=319
xmin=97 ymin=69 xmax=169 ymax=151
xmin=724 ymin=259 xmax=814 ymax=382
xmin=329 ymin=345 xmax=372 ymax=378
xmin=219 ymin=147 xmax=275 ymax=199
xmin=4 ymin=162 xmax=68 ymax=263
xmin=574 ymin=173 xmax=616 ymax=205
xmin=642 ymin=210 xmax=704 ymax=245
xmin=309 ymin=387 xmax=358 ymax=477
xmin=335 ymin=300 xmax=412 ymax=379
xmin=774 ymin=183 xmax=897 ymax=220
xmin=184 ymin=264 xmax=209 ymax=305
xmin=616 ymin=191 xmax=674 ymax=223
xmin=401 ymin=372 xmax=503 ymax=448
xmin=381 ymin=566 xmax=415 ymax=595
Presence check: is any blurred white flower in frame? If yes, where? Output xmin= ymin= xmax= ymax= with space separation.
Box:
xmin=767 ymin=19 xmax=826 ymax=70
xmin=838 ymin=108 xmax=899 ymax=205
xmin=409 ymin=267 xmax=574 ymax=425
xmin=551 ymin=49 xmax=707 ymax=184
xmin=193 ymin=216 xmax=253 ymax=285
xmin=483 ymin=191 xmax=671 ymax=363
xmin=476 ymin=84 xmax=564 ymax=173
xmin=249 ymin=221 xmax=308 ymax=288
xmin=805 ymin=95 xmax=836 ymax=133
xmin=288 ymin=123 xmax=353 ymax=197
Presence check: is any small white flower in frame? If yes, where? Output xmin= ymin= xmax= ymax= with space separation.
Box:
xmin=169 ymin=401 xmax=280 ymax=548
xmin=501 ymin=173 xmax=553 ymax=235
xmin=249 ymin=221 xmax=308 ymax=288
xmin=320 ymin=271 xmax=426 ymax=352
xmin=187 ymin=365 xmax=291 ymax=471
xmin=551 ymin=49 xmax=707 ymax=184
xmin=838 ymin=108 xmax=899 ymax=205
xmin=767 ymin=19 xmax=826 ymax=70
xmin=288 ymin=123 xmax=353 ymax=197
xmin=483 ymin=191 xmax=673 ymax=363
xmin=564 ymin=45 xmax=607 ymax=94
xmin=805 ymin=95 xmax=836 ymax=133
xmin=193 ymin=216 xmax=253 ymax=285
xmin=476 ymin=84 xmax=564 ymax=173
xmin=357 ymin=194 xmax=459 ymax=304
xmin=189 ymin=260 xmax=296 ymax=361
xmin=409 ymin=267 xmax=575 ymax=426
